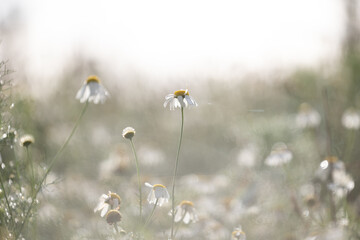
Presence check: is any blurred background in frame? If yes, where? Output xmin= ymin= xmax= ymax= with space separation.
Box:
xmin=1 ymin=0 xmax=360 ymax=239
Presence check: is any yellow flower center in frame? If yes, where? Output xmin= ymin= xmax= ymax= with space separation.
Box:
xmin=180 ymin=200 xmax=194 ymax=207
xmin=86 ymin=75 xmax=101 ymax=84
xmin=174 ymin=89 xmax=189 ymax=97
xmin=232 ymin=230 xmax=245 ymax=237
xmin=153 ymin=184 xmax=166 ymax=189
xmin=110 ymin=193 xmax=122 ymax=203
xmin=326 ymin=156 xmax=338 ymax=163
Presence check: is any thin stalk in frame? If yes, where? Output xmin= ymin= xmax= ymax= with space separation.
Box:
xmin=142 ymin=198 xmax=158 ymax=229
xmin=174 ymin=212 xmax=186 ymax=238
xmin=170 ymin=107 xmax=184 ymax=240
xmin=26 ymin=147 xmax=35 ymax=195
xmin=114 ymin=223 xmax=119 ymax=233
xmin=15 ymin=101 xmax=89 ymax=239
xmin=130 ymin=138 xmax=142 ymax=221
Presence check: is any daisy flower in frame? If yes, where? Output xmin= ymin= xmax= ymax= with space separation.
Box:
xmin=20 ymin=134 xmax=35 ymax=147
xmin=231 ymin=227 xmax=246 ymax=240
xmin=296 ymin=103 xmax=321 ymax=128
xmin=164 ymin=89 xmax=198 ymax=110
xmin=76 ymin=75 xmax=109 ymax=104
xmin=341 ymin=108 xmax=360 ymax=130
xmin=172 ymin=200 xmax=199 ymax=224
xmin=145 ymin=182 xmax=170 ymax=206
xmin=122 ymin=127 xmax=135 ymax=140
xmin=94 ymin=191 xmax=121 ymax=217
xmin=105 ymin=209 xmax=122 ymax=225
xmin=264 ymin=142 xmax=292 ymax=167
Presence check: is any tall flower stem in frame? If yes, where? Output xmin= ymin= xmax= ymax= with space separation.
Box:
xmin=142 ymin=198 xmax=158 ymax=229
xmin=170 ymin=107 xmax=184 ymax=240
xmin=16 ymin=102 xmax=89 ymax=239
xmin=26 ymin=147 xmax=35 ymax=195
xmin=130 ymin=138 xmax=142 ymax=221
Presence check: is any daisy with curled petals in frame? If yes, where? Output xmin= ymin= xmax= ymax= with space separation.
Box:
xmin=172 ymin=200 xmax=198 ymax=224
xmin=94 ymin=191 xmax=121 ymax=217
xmin=164 ymin=89 xmax=198 ymax=110
xmin=145 ymin=182 xmax=170 ymax=206
xmin=76 ymin=75 xmax=109 ymax=104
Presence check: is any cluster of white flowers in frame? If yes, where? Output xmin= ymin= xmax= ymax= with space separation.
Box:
xmin=94 ymin=191 xmax=122 ymax=225
xmin=315 ymin=156 xmax=355 ymax=199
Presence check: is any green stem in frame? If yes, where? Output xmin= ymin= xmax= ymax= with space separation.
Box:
xmin=26 ymin=147 xmax=35 ymax=195
xmin=174 ymin=211 xmax=186 ymax=238
xmin=170 ymin=107 xmax=184 ymax=240
xmin=130 ymin=138 xmax=142 ymax=221
xmin=114 ymin=223 xmax=119 ymax=233
xmin=343 ymin=129 xmax=356 ymax=163
xmin=142 ymin=198 xmax=158 ymax=229
xmin=15 ymin=101 xmax=89 ymax=239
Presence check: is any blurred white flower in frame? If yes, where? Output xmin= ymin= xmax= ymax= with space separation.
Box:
xmin=231 ymin=227 xmax=246 ymax=240
xmin=137 ymin=146 xmax=165 ymax=167
xmin=94 ymin=191 xmax=121 ymax=217
xmin=145 ymin=182 xmax=170 ymax=206
xmin=296 ymin=103 xmax=321 ymax=128
xmin=237 ymin=145 xmax=257 ymax=167
xmin=164 ymin=89 xmax=198 ymax=110
xmin=315 ymin=156 xmax=354 ymax=198
xmin=264 ymin=142 xmax=292 ymax=166
xmin=99 ymin=144 xmax=131 ymax=180
xmin=76 ymin=75 xmax=109 ymax=104
xmin=341 ymin=108 xmax=360 ymax=130
xmin=122 ymin=127 xmax=135 ymax=140
xmin=172 ymin=200 xmax=199 ymax=224
xmin=20 ymin=134 xmax=35 ymax=147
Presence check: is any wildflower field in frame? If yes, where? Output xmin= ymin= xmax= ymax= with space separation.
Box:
xmin=2 ymin=1 xmax=360 ymax=240
xmin=1 ymin=57 xmax=360 ymax=240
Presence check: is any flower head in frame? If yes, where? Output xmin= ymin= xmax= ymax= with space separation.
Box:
xmin=264 ymin=142 xmax=292 ymax=167
xmin=122 ymin=127 xmax=135 ymax=140
xmin=341 ymin=108 xmax=360 ymax=130
xmin=172 ymin=200 xmax=198 ymax=224
xmin=20 ymin=134 xmax=35 ymax=147
xmin=296 ymin=103 xmax=321 ymax=128
xmin=76 ymin=75 xmax=109 ymax=104
xmin=145 ymin=182 xmax=170 ymax=206
xmin=94 ymin=191 xmax=121 ymax=217
xmin=105 ymin=209 xmax=122 ymax=225
xmin=164 ymin=89 xmax=198 ymax=110
xmin=231 ymin=227 xmax=246 ymax=240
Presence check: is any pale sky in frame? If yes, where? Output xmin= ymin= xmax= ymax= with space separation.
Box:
xmin=1 ymin=0 xmax=345 ymax=96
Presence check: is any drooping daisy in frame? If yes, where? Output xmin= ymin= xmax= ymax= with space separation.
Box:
xmin=164 ymin=89 xmax=198 ymax=110
xmin=231 ymin=227 xmax=246 ymax=240
xmin=20 ymin=134 xmax=35 ymax=147
xmin=145 ymin=182 xmax=170 ymax=206
xmin=105 ymin=209 xmax=122 ymax=225
xmin=173 ymin=200 xmax=198 ymax=224
xmin=94 ymin=191 xmax=121 ymax=217
xmin=76 ymin=75 xmax=109 ymax=104
xmin=341 ymin=108 xmax=360 ymax=130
